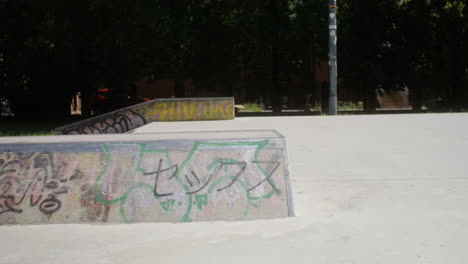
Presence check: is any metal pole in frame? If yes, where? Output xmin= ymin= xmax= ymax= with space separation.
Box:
xmin=328 ymin=0 xmax=338 ymax=115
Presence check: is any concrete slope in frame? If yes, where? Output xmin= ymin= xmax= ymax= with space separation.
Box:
xmin=1 ymin=113 xmax=468 ymax=264
xmin=55 ymin=97 xmax=234 ymax=135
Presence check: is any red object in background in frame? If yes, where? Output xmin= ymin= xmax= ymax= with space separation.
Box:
xmin=95 ymin=94 xmax=107 ymax=100
xmin=92 ymin=88 xmax=151 ymax=114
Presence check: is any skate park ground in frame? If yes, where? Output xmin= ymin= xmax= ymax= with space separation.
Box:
xmin=1 ymin=113 xmax=467 ymax=264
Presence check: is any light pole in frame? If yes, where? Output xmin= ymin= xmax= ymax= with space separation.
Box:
xmin=328 ymin=0 xmax=338 ymax=115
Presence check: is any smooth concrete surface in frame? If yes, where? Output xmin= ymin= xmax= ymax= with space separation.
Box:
xmin=55 ymin=97 xmax=234 ymax=135
xmin=1 ymin=113 xmax=468 ymax=264
xmin=0 ymin=130 xmax=293 ymax=224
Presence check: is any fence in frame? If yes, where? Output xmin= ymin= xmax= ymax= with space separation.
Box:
xmin=236 ymin=88 xmax=419 ymax=115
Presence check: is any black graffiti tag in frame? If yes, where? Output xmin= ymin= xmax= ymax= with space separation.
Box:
xmin=62 ymin=110 xmax=147 ymax=135
xmin=143 ymin=159 xmax=178 ymax=197
xmin=248 ymin=161 xmax=281 ymax=194
xmin=0 ymin=153 xmax=82 ymax=216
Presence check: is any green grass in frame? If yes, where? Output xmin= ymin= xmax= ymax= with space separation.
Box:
xmin=243 ymin=102 xmax=264 ymax=112
xmin=0 ymin=117 xmax=65 ymax=136
xmin=304 ymin=104 xmax=322 ymax=112
xmin=0 ymin=129 xmax=55 ymax=136
xmin=307 ymin=101 xmax=364 ymax=111
xmin=338 ymin=101 xmax=363 ymax=110
xmin=241 ymin=100 xmax=364 ymax=112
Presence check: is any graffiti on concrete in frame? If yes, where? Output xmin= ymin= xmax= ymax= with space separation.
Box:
xmin=63 ymin=110 xmax=146 ymax=135
xmin=56 ymin=98 xmax=234 ymax=135
xmin=0 ymin=140 xmax=288 ymax=224
xmin=0 ymin=152 xmax=83 ymax=216
xmin=133 ymin=99 xmax=234 ymax=121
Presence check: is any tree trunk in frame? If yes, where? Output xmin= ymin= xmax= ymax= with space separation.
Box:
xmin=304 ymin=55 xmax=315 ymax=109
xmin=174 ymin=78 xmax=185 ymax=98
xmin=270 ymin=0 xmax=281 ymax=113
xmin=362 ymin=79 xmax=376 ymax=113
xmin=409 ymin=78 xmax=422 ymax=112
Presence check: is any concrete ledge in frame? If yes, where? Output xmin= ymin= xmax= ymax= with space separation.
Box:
xmin=55 ymin=97 xmax=234 ymax=135
xmin=0 ymin=130 xmax=293 ymax=224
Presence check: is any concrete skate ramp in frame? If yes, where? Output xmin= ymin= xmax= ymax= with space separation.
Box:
xmin=0 ymin=130 xmax=293 ymax=224
xmin=55 ymin=97 xmax=234 ymax=135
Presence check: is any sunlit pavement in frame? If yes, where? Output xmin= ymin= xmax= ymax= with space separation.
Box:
xmin=1 ymin=113 xmax=468 ymax=264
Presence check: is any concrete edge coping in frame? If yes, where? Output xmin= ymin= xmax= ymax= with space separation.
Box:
xmin=0 ymin=130 xmax=285 ymax=145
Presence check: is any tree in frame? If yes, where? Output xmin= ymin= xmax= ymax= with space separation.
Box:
xmin=338 ymin=0 xmax=468 ymax=112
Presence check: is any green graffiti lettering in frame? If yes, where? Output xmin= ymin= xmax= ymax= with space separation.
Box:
xmin=93 ymin=139 xmax=278 ymax=222
xmin=194 ymin=194 xmax=208 ymax=210
xmin=160 ymin=199 xmax=175 ymax=212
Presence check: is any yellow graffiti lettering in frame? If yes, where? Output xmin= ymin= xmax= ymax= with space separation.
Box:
xmin=176 ymin=102 xmax=183 ymax=120
xmin=133 ymin=99 xmax=234 ymax=122
xmin=200 ymin=101 xmax=212 ymax=119
xmin=182 ymin=101 xmax=195 ymax=120
xmin=216 ymin=102 xmax=226 ymax=119
xmin=161 ymin=102 xmax=176 ymax=121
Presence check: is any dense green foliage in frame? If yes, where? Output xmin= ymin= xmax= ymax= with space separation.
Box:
xmin=1 ymin=0 xmax=467 ymax=116
xmin=340 ymin=0 xmax=468 ymax=111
